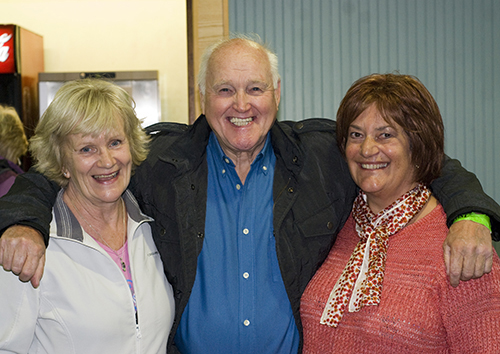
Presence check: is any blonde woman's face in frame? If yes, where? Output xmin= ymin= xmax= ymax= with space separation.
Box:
xmin=63 ymin=118 xmax=132 ymax=208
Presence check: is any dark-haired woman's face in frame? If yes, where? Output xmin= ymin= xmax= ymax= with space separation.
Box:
xmin=345 ymin=104 xmax=417 ymax=213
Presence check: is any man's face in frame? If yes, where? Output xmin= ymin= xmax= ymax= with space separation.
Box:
xmin=201 ymin=42 xmax=281 ymax=160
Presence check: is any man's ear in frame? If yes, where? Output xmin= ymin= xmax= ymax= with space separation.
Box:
xmin=199 ymin=89 xmax=205 ymax=114
xmin=275 ymin=79 xmax=281 ymax=108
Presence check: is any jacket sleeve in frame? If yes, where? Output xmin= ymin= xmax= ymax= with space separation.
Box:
xmin=0 ymin=123 xmax=179 ymax=244
xmin=0 ymin=169 xmax=60 ymax=245
xmin=430 ymin=156 xmax=500 ymax=241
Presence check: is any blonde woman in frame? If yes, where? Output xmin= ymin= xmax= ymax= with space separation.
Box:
xmin=0 ymin=104 xmax=28 ymax=197
xmin=0 ymin=80 xmax=175 ymax=353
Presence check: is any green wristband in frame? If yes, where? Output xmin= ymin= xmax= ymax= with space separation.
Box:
xmin=454 ymin=212 xmax=492 ymax=232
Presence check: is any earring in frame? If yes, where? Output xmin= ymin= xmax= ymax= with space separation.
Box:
xmin=415 ymin=165 xmax=420 ymax=169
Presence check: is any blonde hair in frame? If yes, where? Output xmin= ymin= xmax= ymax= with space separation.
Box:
xmin=30 ymin=79 xmax=150 ymax=187
xmin=0 ymin=105 xmax=28 ymax=163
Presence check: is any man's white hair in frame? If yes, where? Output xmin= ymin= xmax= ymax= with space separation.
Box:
xmin=197 ymin=33 xmax=280 ymax=96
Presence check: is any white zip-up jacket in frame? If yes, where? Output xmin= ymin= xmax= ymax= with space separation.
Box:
xmin=0 ymin=190 xmax=175 ymax=354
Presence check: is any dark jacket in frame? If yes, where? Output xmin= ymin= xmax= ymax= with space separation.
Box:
xmin=131 ymin=116 xmax=357 ymax=352
xmin=1 ymin=115 xmax=499 ymax=353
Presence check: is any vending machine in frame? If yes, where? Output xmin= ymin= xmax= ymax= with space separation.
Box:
xmin=0 ymin=24 xmax=44 ymax=169
xmin=0 ymin=24 xmax=44 ymax=133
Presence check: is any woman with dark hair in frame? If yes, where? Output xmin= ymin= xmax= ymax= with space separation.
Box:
xmin=301 ymin=73 xmax=500 ymax=353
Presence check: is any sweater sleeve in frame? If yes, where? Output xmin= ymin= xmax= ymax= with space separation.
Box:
xmin=439 ymin=256 xmax=500 ymax=352
xmin=430 ymin=156 xmax=500 ymax=241
xmin=0 ymin=169 xmax=60 ymax=245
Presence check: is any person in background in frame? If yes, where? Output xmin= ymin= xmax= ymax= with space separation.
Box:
xmin=0 ymin=37 xmax=499 ymax=353
xmin=301 ymin=73 xmax=500 ymax=353
xmin=0 ymin=79 xmax=175 ymax=353
xmin=0 ymin=104 xmax=28 ymax=197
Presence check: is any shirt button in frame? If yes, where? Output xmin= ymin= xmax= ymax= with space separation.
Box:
xmin=262 ymin=166 xmax=267 ymax=171
xmin=243 ymin=272 xmax=249 ymax=279
xmin=222 ymin=169 xmax=226 ymax=174
xmin=243 ymin=228 xmax=249 ymax=235
xmin=243 ymin=319 xmax=250 ymax=326
xmin=224 ymin=158 xmax=230 ymax=164
xmin=236 ymin=184 xmax=241 ymax=190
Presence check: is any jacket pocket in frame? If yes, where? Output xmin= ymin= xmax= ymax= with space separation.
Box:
xmin=295 ymin=199 xmax=343 ymax=238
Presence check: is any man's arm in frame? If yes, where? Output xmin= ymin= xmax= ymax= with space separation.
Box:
xmin=444 ymin=220 xmax=492 ymax=287
xmin=0 ymin=226 xmax=46 ymax=287
xmin=0 ymin=169 xmax=60 ymax=238
xmin=430 ymin=157 xmax=500 ymax=286
xmin=0 ymin=169 xmax=60 ymax=287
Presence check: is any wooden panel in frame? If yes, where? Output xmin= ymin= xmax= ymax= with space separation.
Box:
xmin=19 ymin=26 xmax=44 ymax=138
xmin=187 ymin=0 xmax=228 ymax=123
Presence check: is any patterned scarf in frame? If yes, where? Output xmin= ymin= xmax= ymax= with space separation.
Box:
xmin=320 ymin=183 xmax=430 ymax=327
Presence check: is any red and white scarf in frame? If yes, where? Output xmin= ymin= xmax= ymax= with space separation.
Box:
xmin=320 ymin=183 xmax=430 ymax=327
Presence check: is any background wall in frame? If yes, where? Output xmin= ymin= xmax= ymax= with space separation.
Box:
xmin=0 ymin=0 xmax=189 ymax=124
xmin=229 ymin=0 xmax=499 ymax=209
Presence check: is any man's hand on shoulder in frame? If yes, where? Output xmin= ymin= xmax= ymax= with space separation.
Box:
xmin=0 ymin=225 xmax=46 ymax=288
xmin=443 ymin=220 xmax=493 ymax=287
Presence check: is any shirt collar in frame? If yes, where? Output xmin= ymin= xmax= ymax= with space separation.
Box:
xmin=53 ymin=189 xmax=153 ymax=241
xmin=207 ymin=132 xmax=273 ymax=177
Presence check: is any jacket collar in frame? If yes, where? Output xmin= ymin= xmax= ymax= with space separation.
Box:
xmin=270 ymin=120 xmax=303 ymax=176
xmin=53 ymin=189 xmax=153 ymax=242
xmin=157 ymin=114 xmax=212 ymax=172
xmin=158 ymin=114 xmax=303 ymax=177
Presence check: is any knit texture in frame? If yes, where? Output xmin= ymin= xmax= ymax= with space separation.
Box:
xmin=321 ymin=184 xmax=430 ymax=327
xmin=301 ymin=204 xmax=500 ymax=353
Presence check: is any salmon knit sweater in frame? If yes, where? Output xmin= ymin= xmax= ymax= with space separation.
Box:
xmin=300 ymin=205 xmax=500 ymax=353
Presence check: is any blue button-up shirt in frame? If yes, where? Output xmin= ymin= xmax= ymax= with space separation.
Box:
xmin=175 ymin=133 xmax=299 ymax=354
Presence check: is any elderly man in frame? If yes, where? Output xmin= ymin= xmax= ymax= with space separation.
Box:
xmin=1 ymin=36 xmax=499 ymax=353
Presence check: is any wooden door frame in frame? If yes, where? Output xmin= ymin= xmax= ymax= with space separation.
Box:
xmin=186 ymin=0 xmax=229 ymax=124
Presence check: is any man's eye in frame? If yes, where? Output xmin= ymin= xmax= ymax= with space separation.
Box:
xmin=217 ymin=87 xmax=233 ymax=95
xmin=248 ymin=86 xmax=264 ymax=94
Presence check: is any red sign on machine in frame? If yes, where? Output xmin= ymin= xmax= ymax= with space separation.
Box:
xmin=0 ymin=25 xmax=16 ymax=73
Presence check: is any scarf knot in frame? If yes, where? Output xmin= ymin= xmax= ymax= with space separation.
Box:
xmin=320 ymin=183 xmax=430 ymax=327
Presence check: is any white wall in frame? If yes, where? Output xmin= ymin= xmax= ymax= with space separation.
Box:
xmin=0 ymin=0 xmax=188 ymax=124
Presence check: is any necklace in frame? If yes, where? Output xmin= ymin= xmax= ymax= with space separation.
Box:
xmin=67 ymin=197 xmax=128 ymax=272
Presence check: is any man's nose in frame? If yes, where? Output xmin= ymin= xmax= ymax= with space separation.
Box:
xmin=233 ymin=91 xmax=251 ymax=112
